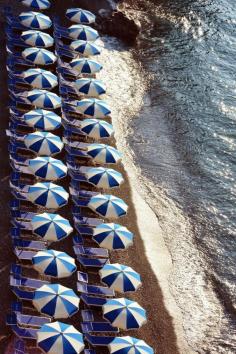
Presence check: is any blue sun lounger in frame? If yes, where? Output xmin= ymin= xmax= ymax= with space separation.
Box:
xmin=85 ymin=333 xmax=115 ymax=346
xmin=77 ymin=256 xmax=109 ymax=268
xmin=81 ymin=294 xmax=107 ymax=307
xmin=77 ymin=282 xmax=114 ymax=297
xmin=10 ymin=303 xmax=51 ymax=328
xmin=10 ymin=274 xmax=48 ymax=289
xmin=74 ymin=245 xmax=109 ymax=258
xmin=82 ymin=322 xmax=119 ymax=334
xmin=11 ymin=286 xmax=34 ymax=301
xmin=14 ymin=249 xmax=37 ymax=261
xmin=6 ymin=314 xmax=37 ymax=339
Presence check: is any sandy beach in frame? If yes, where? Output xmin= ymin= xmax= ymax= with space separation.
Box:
xmin=0 ymin=1 xmax=193 ymax=353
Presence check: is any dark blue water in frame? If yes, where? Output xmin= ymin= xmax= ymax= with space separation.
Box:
xmin=125 ymin=0 xmax=236 ymax=351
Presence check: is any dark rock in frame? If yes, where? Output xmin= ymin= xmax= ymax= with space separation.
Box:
xmin=97 ymin=10 xmax=141 ymax=43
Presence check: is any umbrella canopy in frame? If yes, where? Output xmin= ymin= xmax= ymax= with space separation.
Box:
xmin=70 ymin=58 xmax=102 ymax=74
xmin=99 ymin=263 xmax=141 ymax=292
xmin=70 ymin=40 xmax=101 ymax=56
xmin=26 ymin=89 xmax=61 ymax=109
xmin=66 ymin=8 xmax=96 ymax=24
xmin=85 ymin=167 xmax=124 ymax=189
xmin=22 ymin=47 xmax=57 ymax=65
xmin=22 ymin=69 xmax=58 ymax=89
xmin=77 ymin=98 xmax=111 ymax=118
xmin=80 ymin=119 xmax=114 ymax=139
xmin=24 ymin=109 xmax=61 ymax=130
xmin=20 ymin=0 xmax=51 ymax=10
xmin=32 ymin=249 xmax=76 ymax=278
xmin=31 ymin=212 xmax=73 ymax=241
xmin=87 ymin=144 xmax=122 ymax=164
xmin=21 ymin=30 xmax=54 ymax=48
xmin=88 ymin=194 xmax=128 ymax=219
xmin=37 ymin=321 xmax=84 ymax=354
xmin=28 ymin=156 xmax=67 ymax=180
xmin=24 ymin=132 xmax=63 ymax=156
xmin=27 ymin=182 xmax=69 ymax=209
xmin=93 ymin=223 xmax=133 ymax=250
xmin=75 ymin=78 xmax=106 ymax=97
xmin=103 ymin=298 xmax=147 ymax=330
xmin=68 ymin=24 xmax=99 ymax=41
xmin=33 ymin=284 xmax=79 ymax=318
xmin=109 ymin=337 xmax=154 ymax=354
xmin=19 ymin=11 xmax=52 ymax=30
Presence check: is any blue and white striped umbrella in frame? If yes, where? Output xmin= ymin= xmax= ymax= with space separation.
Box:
xmin=85 ymin=167 xmax=124 ymax=189
xmin=24 ymin=109 xmax=61 ymax=130
xmin=27 ymin=182 xmax=69 ymax=209
xmin=19 ymin=11 xmax=52 ymax=30
xmin=68 ymin=25 xmax=99 ymax=41
xmin=88 ymin=194 xmax=128 ymax=219
xmin=33 ymin=284 xmax=79 ymax=319
xmin=32 ymin=249 xmax=76 ymax=278
xmin=75 ymin=78 xmax=106 ymax=97
xmin=21 ymin=30 xmax=54 ymax=47
xmin=77 ymin=98 xmax=111 ymax=118
xmin=99 ymin=263 xmax=141 ymax=292
xmin=70 ymin=40 xmax=101 ymax=56
xmin=103 ymin=298 xmax=147 ymax=330
xmin=24 ymin=132 xmax=63 ymax=156
xmin=87 ymin=144 xmax=122 ymax=164
xmin=66 ymin=8 xmax=96 ymax=24
xmin=22 ymin=47 xmax=57 ymax=65
xmin=31 ymin=212 xmax=73 ymax=241
xmin=28 ymin=157 xmax=67 ymax=180
xmin=37 ymin=321 xmax=84 ymax=354
xmin=80 ymin=119 xmax=114 ymax=139
xmin=109 ymin=337 xmax=154 ymax=354
xmin=70 ymin=58 xmax=102 ymax=74
xmin=23 ymin=69 xmax=58 ymax=89
xmin=20 ymin=0 xmax=51 ymax=10
xmin=26 ymin=90 xmax=61 ymax=109
xmin=93 ymin=224 xmax=133 ymax=250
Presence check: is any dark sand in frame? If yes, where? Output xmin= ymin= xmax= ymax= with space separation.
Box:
xmin=0 ymin=1 xmax=180 ymax=353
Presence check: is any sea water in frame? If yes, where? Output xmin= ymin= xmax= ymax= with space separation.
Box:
xmin=99 ymin=0 xmax=236 ymax=352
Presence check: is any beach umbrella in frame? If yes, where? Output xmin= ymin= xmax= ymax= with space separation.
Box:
xmin=20 ymin=0 xmax=51 ymax=10
xmin=37 ymin=321 xmax=84 ymax=354
xmin=70 ymin=58 xmax=102 ymax=74
xmin=109 ymin=337 xmax=154 ymax=354
xmin=26 ymin=90 xmax=61 ymax=109
xmin=24 ymin=109 xmax=61 ymax=130
xmin=19 ymin=11 xmax=52 ymax=30
xmin=103 ymin=298 xmax=147 ymax=330
xmin=22 ymin=69 xmax=58 ymax=89
xmin=21 ymin=30 xmax=54 ymax=48
xmin=70 ymin=40 xmax=101 ymax=56
xmin=88 ymin=194 xmax=128 ymax=219
xmin=32 ymin=249 xmax=76 ymax=278
xmin=27 ymin=182 xmax=69 ymax=209
xmin=66 ymin=8 xmax=96 ymax=24
xmin=24 ymin=132 xmax=63 ymax=156
xmin=85 ymin=167 xmax=124 ymax=189
xmin=31 ymin=213 xmax=73 ymax=241
xmin=93 ymin=224 xmax=133 ymax=250
xmin=22 ymin=47 xmax=57 ymax=65
xmin=99 ymin=263 xmax=141 ymax=292
xmin=80 ymin=119 xmax=114 ymax=139
xmin=28 ymin=157 xmax=67 ymax=180
xmin=87 ymin=144 xmax=122 ymax=164
xmin=75 ymin=78 xmax=106 ymax=97
xmin=33 ymin=284 xmax=79 ymax=318
xmin=77 ymin=98 xmax=111 ymax=118
xmin=68 ymin=24 xmax=99 ymax=41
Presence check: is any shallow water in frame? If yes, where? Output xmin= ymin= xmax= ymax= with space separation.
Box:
xmin=100 ymin=0 xmax=236 ymax=351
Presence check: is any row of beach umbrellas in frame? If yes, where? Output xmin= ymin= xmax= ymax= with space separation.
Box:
xmin=7 ymin=3 xmax=154 ymax=354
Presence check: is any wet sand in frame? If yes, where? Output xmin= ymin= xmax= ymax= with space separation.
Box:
xmin=0 ymin=1 xmax=187 ymax=353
